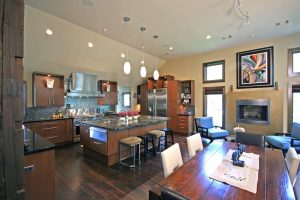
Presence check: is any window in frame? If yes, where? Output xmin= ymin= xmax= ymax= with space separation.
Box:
xmin=288 ymin=47 xmax=300 ymax=77
xmin=122 ymin=92 xmax=131 ymax=107
xmin=203 ymin=87 xmax=225 ymax=128
xmin=288 ymin=83 xmax=300 ymax=131
xmin=203 ymin=60 xmax=225 ymax=83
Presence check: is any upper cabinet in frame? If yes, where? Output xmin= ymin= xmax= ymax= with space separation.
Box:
xmin=147 ymin=75 xmax=174 ymax=89
xmin=33 ymin=72 xmax=65 ymax=107
xmin=98 ymin=80 xmax=118 ymax=105
xmin=180 ymin=80 xmax=195 ymax=105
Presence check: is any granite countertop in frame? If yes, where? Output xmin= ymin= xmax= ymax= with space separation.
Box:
xmin=23 ymin=116 xmax=74 ymax=123
xmin=80 ymin=115 xmax=169 ymax=131
xmin=23 ymin=128 xmax=55 ymax=155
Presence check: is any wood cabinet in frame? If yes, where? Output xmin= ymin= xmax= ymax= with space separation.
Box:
xmin=33 ymin=72 xmax=65 ymax=107
xmin=24 ymin=119 xmax=73 ymax=144
xmin=167 ymin=80 xmax=181 ymax=132
xmin=137 ymin=83 xmax=148 ymax=115
xmin=98 ymin=80 xmax=118 ymax=105
xmin=147 ymin=75 xmax=174 ymax=90
xmin=24 ymin=150 xmax=55 ymax=200
xmin=180 ymin=80 xmax=195 ymax=105
xmin=177 ymin=115 xmax=194 ymax=135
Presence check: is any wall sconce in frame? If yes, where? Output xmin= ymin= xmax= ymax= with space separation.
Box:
xmin=46 ymin=78 xmax=54 ymax=88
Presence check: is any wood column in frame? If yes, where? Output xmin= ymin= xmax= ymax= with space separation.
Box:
xmin=0 ymin=0 xmax=25 ymax=199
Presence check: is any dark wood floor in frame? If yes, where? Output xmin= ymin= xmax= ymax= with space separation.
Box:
xmin=54 ymin=133 xmax=191 ymax=200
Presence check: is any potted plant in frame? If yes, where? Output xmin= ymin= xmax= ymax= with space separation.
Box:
xmin=118 ymin=111 xmax=126 ymax=121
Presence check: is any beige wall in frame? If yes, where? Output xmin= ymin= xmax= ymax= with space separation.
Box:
xmin=160 ymin=33 xmax=300 ymax=132
xmin=24 ymin=6 xmax=165 ymax=108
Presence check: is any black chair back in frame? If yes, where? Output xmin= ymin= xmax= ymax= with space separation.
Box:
xmin=160 ymin=188 xmax=191 ymax=200
xmin=235 ymin=132 xmax=265 ymax=147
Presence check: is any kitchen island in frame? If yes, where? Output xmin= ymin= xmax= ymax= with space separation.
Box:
xmin=80 ymin=116 xmax=168 ymax=166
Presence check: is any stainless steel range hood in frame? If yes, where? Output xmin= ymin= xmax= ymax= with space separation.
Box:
xmin=67 ymin=72 xmax=105 ymax=97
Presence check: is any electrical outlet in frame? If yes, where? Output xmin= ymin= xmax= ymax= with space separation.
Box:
xmin=24 ymin=165 xmax=34 ymax=173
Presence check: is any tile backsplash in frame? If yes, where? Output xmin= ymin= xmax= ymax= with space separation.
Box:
xmin=25 ymin=97 xmax=115 ymax=121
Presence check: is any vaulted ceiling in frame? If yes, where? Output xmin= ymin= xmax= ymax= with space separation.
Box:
xmin=26 ymin=0 xmax=300 ymax=60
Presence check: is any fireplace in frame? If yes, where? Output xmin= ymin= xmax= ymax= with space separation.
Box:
xmin=236 ymin=99 xmax=270 ymax=125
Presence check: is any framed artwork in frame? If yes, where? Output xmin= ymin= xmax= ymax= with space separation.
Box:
xmin=236 ymin=46 xmax=274 ymax=89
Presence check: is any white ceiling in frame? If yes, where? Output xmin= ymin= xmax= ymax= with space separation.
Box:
xmin=25 ymin=0 xmax=300 ymax=60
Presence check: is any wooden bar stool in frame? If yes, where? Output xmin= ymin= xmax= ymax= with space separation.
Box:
xmin=147 ymin=130 xmax=165 ymax=153
xmin=162 ymin=128 xmax=174 ymax=148
xmin=119 ymin=136 xmax=142 ymax=167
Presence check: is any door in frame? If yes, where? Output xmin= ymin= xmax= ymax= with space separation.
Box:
xmin=148 ymin=90 xmax=154 ymax=116
xmin=0 ymin=0 xmax=25 ymax=198
xmin=155 ymin=89 xmax=167 ymax=117
xmin=203 ymin=87 xmax=225 ymax=128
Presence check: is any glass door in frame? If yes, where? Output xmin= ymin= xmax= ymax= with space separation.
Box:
xmin=203 ymin=87 xmax=225 ymax=128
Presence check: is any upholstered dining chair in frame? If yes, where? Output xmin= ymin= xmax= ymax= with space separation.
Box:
xmin=186 ymin=133 xmax=203 ymax=159
xmin=265 ymin=122 xmax=300 ymax=154
xmin=161 ymin=143 xmax=183 ymax=178
xmin=235 ymin=132 xmax=265 ymax=147
xmin=194 ymin=117 xmax=229 ymax=143
xmin=294 ymin=173 xmax=300 ymax=199
xmin=285 ymin=147 xmax=300 ymax=184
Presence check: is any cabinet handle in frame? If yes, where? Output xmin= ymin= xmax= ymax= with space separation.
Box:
xmin=43 ymin=127 xmax=57 ymax=130
xmin=44 ymin=135 xmax=58 ymax=140
xmin=93 ymin=141 xmax=103 ymax=145
xmin=48 ymin=98 xmax=50 ymax=105
xmin=52 ymin=98 xmax=54 ymax=104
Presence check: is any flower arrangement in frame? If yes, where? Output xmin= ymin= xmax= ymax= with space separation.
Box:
xmin=118 ymin=111 xmax=126 ymax=121
xmin=233 ymin=124 xmax=245 ymax=133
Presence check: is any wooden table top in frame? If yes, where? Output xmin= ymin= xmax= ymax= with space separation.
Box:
xmin=150 ymin=141 xmax=295 ymax=200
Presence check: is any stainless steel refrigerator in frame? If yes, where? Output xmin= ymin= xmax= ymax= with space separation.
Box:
xmin=148 ymin=88 xmax=167 ymax=117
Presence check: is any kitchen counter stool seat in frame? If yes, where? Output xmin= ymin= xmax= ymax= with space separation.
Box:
xmin=119 ymin=136 xmax=142 ymax=168
xmin=147 ymin=130 xmax=165 ymax=152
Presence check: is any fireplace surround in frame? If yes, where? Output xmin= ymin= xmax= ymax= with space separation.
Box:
xmin=236 ymin=99 xmax=270 ymax=125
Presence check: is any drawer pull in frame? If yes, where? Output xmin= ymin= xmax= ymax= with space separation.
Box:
xmin=44 ymin=136 xmax=58 ymax=140
xmin=42 ymin=122 xmax=58 ymax=126
xmin=43 ymin=127 xmax=58 ymax=130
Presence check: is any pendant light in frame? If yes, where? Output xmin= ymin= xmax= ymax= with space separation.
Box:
xmin=140 ymin=26 xmax=147 ymax=78
xmin=123 ymin=17 xmax=131 ymax=75
xmin=153 ymin=35 xmax=159 ymax=80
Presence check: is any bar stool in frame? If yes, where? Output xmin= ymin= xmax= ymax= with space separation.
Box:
xmin=147 ymin=130 xmax=165 ymax=152
xmin=119 ymin=136 xmax=142 ymax=168
xmin=138 ymin=134 xmax=156 ymax=160
xmin=162 ymin=128 xmax=174 ymax=148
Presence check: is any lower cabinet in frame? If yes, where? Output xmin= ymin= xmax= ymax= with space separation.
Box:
xmin=177 ymin=115 xmax=194 ymax=135
xmin=24 ymin=119 xmax=73 ymax=144
xmin=24 ymin=150 xmax=55 ymax=200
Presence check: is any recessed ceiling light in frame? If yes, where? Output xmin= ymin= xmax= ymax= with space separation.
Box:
xmin=103 ymin=28 xmax=108 ymax=32
xmin=169 ymin=46 xmax=173 ymax=50
xmin=45 ymin=29 xmax=53 ymax=35
xmin=88 ymin=42 xmax=93 ymax=48
xmin=206 ymin=35 xmax=211 ymax=39
xmin=249 ymin=34 xmax=255 ymax=38
xmin=121 ymin=53 xmax=125 ymax=58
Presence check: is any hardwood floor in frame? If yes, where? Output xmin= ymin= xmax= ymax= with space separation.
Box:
xmin=55 ymin=133 xmax=191 ymax=200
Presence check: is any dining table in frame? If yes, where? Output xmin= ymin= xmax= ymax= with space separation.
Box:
xmin=149 ymin=140 xmax=296 ymax=200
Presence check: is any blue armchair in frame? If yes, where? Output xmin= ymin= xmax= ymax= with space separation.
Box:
xmin=265 ymin=122 xmax=300 ymax=154
xmin=194 ymin=117 xmax=229 ymax=143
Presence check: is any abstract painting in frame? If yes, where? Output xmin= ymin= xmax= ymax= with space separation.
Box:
xmin=236 ymin=46 xmax=274 ymax=89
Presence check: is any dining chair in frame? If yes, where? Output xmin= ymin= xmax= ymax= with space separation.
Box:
xmin=194 ymin=117 xmax=228 ymax=143
xmin=161 ymin=143 xmax=183 ymax=178
xmin=265 ymin=122 xmax=300 ymax=154
xmin=285 ymin=147 xmax=300 ymax=184
xmin=160 ymin=187 xmax=191 ymax=200
xmin=294 ymin=173 xmax=300 ymax=199
xmin=235 ymin=132 xmax=265 ymax=147
xmin=186 ymin=133 xmax=203 ymax=159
